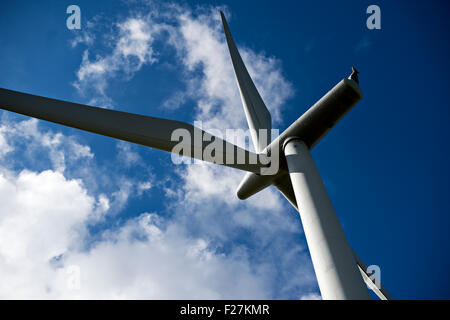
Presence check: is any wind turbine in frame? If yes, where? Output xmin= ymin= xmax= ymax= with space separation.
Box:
xmin=0 ymin=11 xmax=391 ymax=300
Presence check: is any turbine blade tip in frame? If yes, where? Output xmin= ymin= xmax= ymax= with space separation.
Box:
xmin=220 ymin=11 xmax=227 ymax=24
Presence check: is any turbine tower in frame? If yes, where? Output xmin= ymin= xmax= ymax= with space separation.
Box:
xmin=0 ymin=11 xmax=391 ymax=300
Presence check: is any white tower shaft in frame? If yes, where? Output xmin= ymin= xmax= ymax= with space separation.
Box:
xmin=283 ymin=138 xmax=370 ymax=300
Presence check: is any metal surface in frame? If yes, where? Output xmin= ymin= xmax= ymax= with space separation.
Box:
xmin=283 ymin=138 xmax=371 ymax=299
xmin=353 ymin=250 xmax=393 ymax=300
xmin=221 ymin=11 xmax=272 ymax=153
xmin=0 ymin=11 xmax=393 ymax=300
xmin=236 ymin=78 xmax=363 ymax=198
xmin=265 ymin=77 xmax=362 ymax=153
xmin=0 ymin=88 xmax=268 ymax=174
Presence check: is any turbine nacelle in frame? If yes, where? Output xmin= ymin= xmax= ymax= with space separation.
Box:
xmin=233 ymin=76 xmax=363 ymax=201
xmin=219 ymin=10 xmax=363 ymax=201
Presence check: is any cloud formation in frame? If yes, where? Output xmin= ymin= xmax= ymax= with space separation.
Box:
xmin=0 ymin=119 xmax=274 ymax=299
xmin=73 ymin=16 xmax=162 ymax=107
xmin=0 ymin=3 xmax=320 ymax=299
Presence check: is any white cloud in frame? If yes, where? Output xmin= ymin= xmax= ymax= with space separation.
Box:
xmin=0 ymin=3 xmax=320 ymax=299
xmin=116 ymin=141 xmax=142 ymax=167
xmin=170 ymin=9 xmax=293 ymax=132
xmin=0 ymin=128 xmax=13 ymax=158
xmin=0 ymin=117 xmax=271 ymax=299
xmin=70 ymin=19 xmax=96 ymax=48
xmin=162 ymin=91 xmax=187 ymax=110
xmin=156 ymin=7 xmax=316 ymax=299
xmin=300 ymin=293 xmax=322 ymax=300
xmin=0 ymin=169 xmax=95 ymax=298
xmin=137 ymin=181 xmax=152 ymax=195
xmin=53 ymin=213 xmax=271 ymax=299
xmin=0 ymin=118 xmax=93 ymax=172
xmin=73 ymin=16 xmax=161 ymax=106
xmin=0 ymin=170 xmax=270 ymax=299
xmin=71 ymin=31 xmax=94 ymax=48
xmin=116 ymin=18 xmax=155 ymax=62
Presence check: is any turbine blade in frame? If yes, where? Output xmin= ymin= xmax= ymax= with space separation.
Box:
xmin=273 ymin=174 xmax=298 ymax=210
xmin=0 ymin=88 xmax=268 ymax=174
xmin=220 ymin=11 xmax=272 ymax=153
xmin=352 ymin=249 xmax=393 ymax=300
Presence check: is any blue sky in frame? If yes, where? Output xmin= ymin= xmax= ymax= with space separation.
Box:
xmin=0 ymin=0 xmax=449 ymax=299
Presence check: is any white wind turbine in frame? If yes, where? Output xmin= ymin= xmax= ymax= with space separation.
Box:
xmin=0 ymin=11 xmax=391 ymax=300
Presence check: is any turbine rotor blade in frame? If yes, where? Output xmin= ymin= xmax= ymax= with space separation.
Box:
xmin=0 ymin=88 xmax=268 ymax=174
xmin=220 ymin=11 xmax=272 ymax=153
xmin=273 ymin=174 xmax=298 ymax=210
